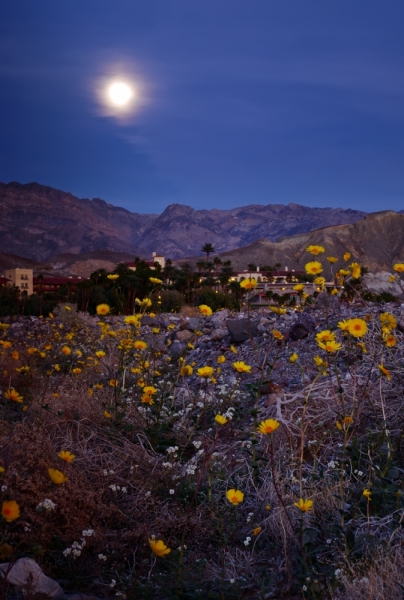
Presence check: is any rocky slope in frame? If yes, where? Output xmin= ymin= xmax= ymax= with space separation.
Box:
xmin=0 ymin=182 xmax=154 ymax=262
xmin=0 ymin=181 xmax=368 ymax=260
xmin=212 ymin=211 xmax=404 ymax=275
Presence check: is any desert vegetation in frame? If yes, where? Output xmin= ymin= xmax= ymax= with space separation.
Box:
xmin=1 ymin=251 xmax=404 ymax=599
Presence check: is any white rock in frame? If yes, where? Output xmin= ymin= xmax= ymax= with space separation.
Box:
xmin=362 ymin=271 xmax=404 ymax=298
xmin=0 ymin=558 xmax=63 ymax=599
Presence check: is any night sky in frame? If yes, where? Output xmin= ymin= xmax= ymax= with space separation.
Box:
xmin=1 ymin=1 xmax=404 ymax=214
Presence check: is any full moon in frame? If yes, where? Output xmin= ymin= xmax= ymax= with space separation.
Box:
xmin=108 ymin=82 xmax=133 ymax=106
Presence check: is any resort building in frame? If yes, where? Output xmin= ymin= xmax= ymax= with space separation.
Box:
xmin=4 ymin=268 xmax=34 ymax=295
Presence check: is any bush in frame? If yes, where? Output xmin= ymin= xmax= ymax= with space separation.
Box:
xmin=195 ymin=287 xmax=236 ymax=311
xmin=155 ymin=290 xmax=184 ymax=313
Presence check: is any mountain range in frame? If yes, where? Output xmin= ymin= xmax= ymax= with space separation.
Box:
xmin=0 ymin=181 xmax=403 ymax=277
xmin=0 ymin=181 xmax=368 ymax=261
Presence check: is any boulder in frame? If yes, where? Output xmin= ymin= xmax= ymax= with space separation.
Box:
xmin=316 ymin=292 xmax=340 ymax=310
xmin=288 ymin=313 xmax=316 ymax=341
xmin=362 ymin=271 xmax=404 ymax=298
xmin=176 ymin=330 xmax=194 ymax=343
xmin=0 ymin=558 xmax=63 ymax=599
xmin=226 ymin=318 xmax=258 ymax=342
xmin=186 ymin=318 xmax=201 ymax=332
xmin=209 ymin=309 xmax=229 ymax=326
xmin=209 ymin=328 xmax=228 ymax=342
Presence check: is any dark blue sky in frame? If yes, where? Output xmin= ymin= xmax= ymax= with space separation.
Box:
xmin=1 ymin=1 xmax=404 ymax=214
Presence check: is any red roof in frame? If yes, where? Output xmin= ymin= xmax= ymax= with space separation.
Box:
xmin=0 ymin=276 xmax=10 ymax=285
xmin=33 ymin=277 xmax=83 ymax=284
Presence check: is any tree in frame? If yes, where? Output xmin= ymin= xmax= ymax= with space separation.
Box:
xmin=201 ymin=243 xmax=215 ymax=261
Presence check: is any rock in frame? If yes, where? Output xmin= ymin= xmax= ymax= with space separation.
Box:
xmin=186 ymin=318 xmax=201 ymax=332
xmin=226 ymin=318 xmax=259 ymax=342
xmin=0 ymin=558 xmax=63 ymax=599
xmin=158 ymin=315 xmax=171 ymax=328
xmin=209 ymin=328 xmax=228 ymax=341
xmin=363 ymin=271 xmax=404 ymax=298
xmin=168 ymin=342 xmax=186 ymax=358
xmin=316 ymin=292 xmax=340 ymax=310
xmin=288 ymin=313 xmax=316 ymax=341
xmin=176 ymin=330 xmax=194 ymax=343
xmin=209 ymin=309 xmax=229 ymax=326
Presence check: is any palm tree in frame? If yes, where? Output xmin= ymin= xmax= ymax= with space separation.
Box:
xmin=201 ymin=243 xmax=215 ymax=261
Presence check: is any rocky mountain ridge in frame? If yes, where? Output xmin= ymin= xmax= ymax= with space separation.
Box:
xmin=0 ymin=181 xmax=370 ymax=261
xmin=211 ymin=211 xmax=404 ymax=276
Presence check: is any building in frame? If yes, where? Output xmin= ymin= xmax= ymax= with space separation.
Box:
xmin=231 ymin=267 xmax=305 ymax=284
xmin=33 ymin=276 xmax=83 ymax=294
xmin=126 ymin=252 xmax=165 ymax=271
xmin=4 ymin=268 xmax=34 ymax=295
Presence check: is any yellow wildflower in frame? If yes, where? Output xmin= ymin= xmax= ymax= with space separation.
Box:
xmin=149 ymin=538 xmax=171 ymax=558
xmin=124 ymin=315 xmax=140 ymax=325
xmin=315 ymin=330 xmax=336 ymax=343
xmin=58 ymin=450 xmax=76 ymax=463
xmin=253 ymin=526 xmax=262 ymax=536
xmin=384 ymin=334 xmax=397 ymax=348
xmin=343 ymin=252 xmax=351 ymax=261
xmin=104 ymin=410 xmax=112 ymax=418
xmin=226 ymin=489 xmax=244 ymax=505
xmin=1 ymin=500 xmax=20 ymax=523
xmin=305 ymin=261 xmax=323 ymax=275
xmin=318 ymin=340 xmax=342 ymax=352
xmin=199 ymin=304 xmax=212 ymax=316
xmin=272 ymin=330 xmax=284 ymax=340
xmin=240 ymin=278 xmax=257 ymax=290
xmin=134 ymin=340 xmax=148 ymax=350
xmin=217 ymin=355 xmax=226 ymax=364
xmin=96 ymin=304 xmax=110 ymax=315
xmin=233 ymin=361 xmax=251 ymax=373
xmin=293 ymin=498 xmax=313 ymax=512
xmin=346 ymin=318 xmax=368 ymax=338
xmin=197 ymin=366 xmax=214 ymax=378
xmin=107 ymin=274 xmax=119 ymax=280
xmin=258 ymin=419 xmax=280 ymax=434
xmin=230 ymin=345 xmax=237 ymax=354
xmin=4 ymin=389 xmax=23 ymax=403
xmin=150 ymin=277 xmax=162 ymax=284
xmin=48 ymin=468 xmax=68 ymax=484
xmin=306 ymin=245 xmax=325 ymax=255
xmin=293 ymin=284 xmax=305 ymax=292
xmin=379 ymin=312 xmax=397 ymax=330
xmin=180 ymin=365 xmax=193 ymax=376
xmin=362 ymin=489 xmax=371 ymax=500
xmin=378 ymin=364 xmax=391 ymax=380
xmin=349 ymin=262 xmax=361 ymax=279
xmin=61 ymin=346 xmax=71 ymax=355
xmin=393 ymin=263 xmax=404 ymax=273
xmin=289 ymin=353 xmax=298 ymax=363
xmin=215 ymin=414 xmax=228 ymax=425
xmin=327 ymin=256 xmax=338 ymax=264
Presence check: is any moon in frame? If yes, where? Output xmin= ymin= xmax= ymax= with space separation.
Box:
xmin=108 ymin=82 xmax=133 ymax=106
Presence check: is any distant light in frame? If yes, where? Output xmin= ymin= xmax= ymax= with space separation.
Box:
xmin=108 ymin=82 xmax=133 ymax=106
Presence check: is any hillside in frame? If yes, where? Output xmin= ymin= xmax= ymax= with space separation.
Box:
xmin=212 ymin=211 xmax=404 ymax=275
xmin=0 ymin=181 xmax=368 ymax=260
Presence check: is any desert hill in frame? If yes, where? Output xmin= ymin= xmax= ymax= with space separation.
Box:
xmin=0 ymin=181 xmax=368 ymax=261
xmin=211 ymin=211 xmax=404 ymax=275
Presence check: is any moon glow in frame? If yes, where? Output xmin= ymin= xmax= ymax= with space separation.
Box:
xmin=108 ymin=82 xmax=133 ymax=106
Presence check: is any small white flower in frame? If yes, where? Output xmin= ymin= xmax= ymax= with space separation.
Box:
xmin=169 ymin=489 xmax=175 ymax=495
xmin=243 ymin=536 xmax=251 ymax=546
xmin=110 ymin=579 xmax=116 ymax=588
xmin=98 ymin=554 xmax=107 ymax=561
